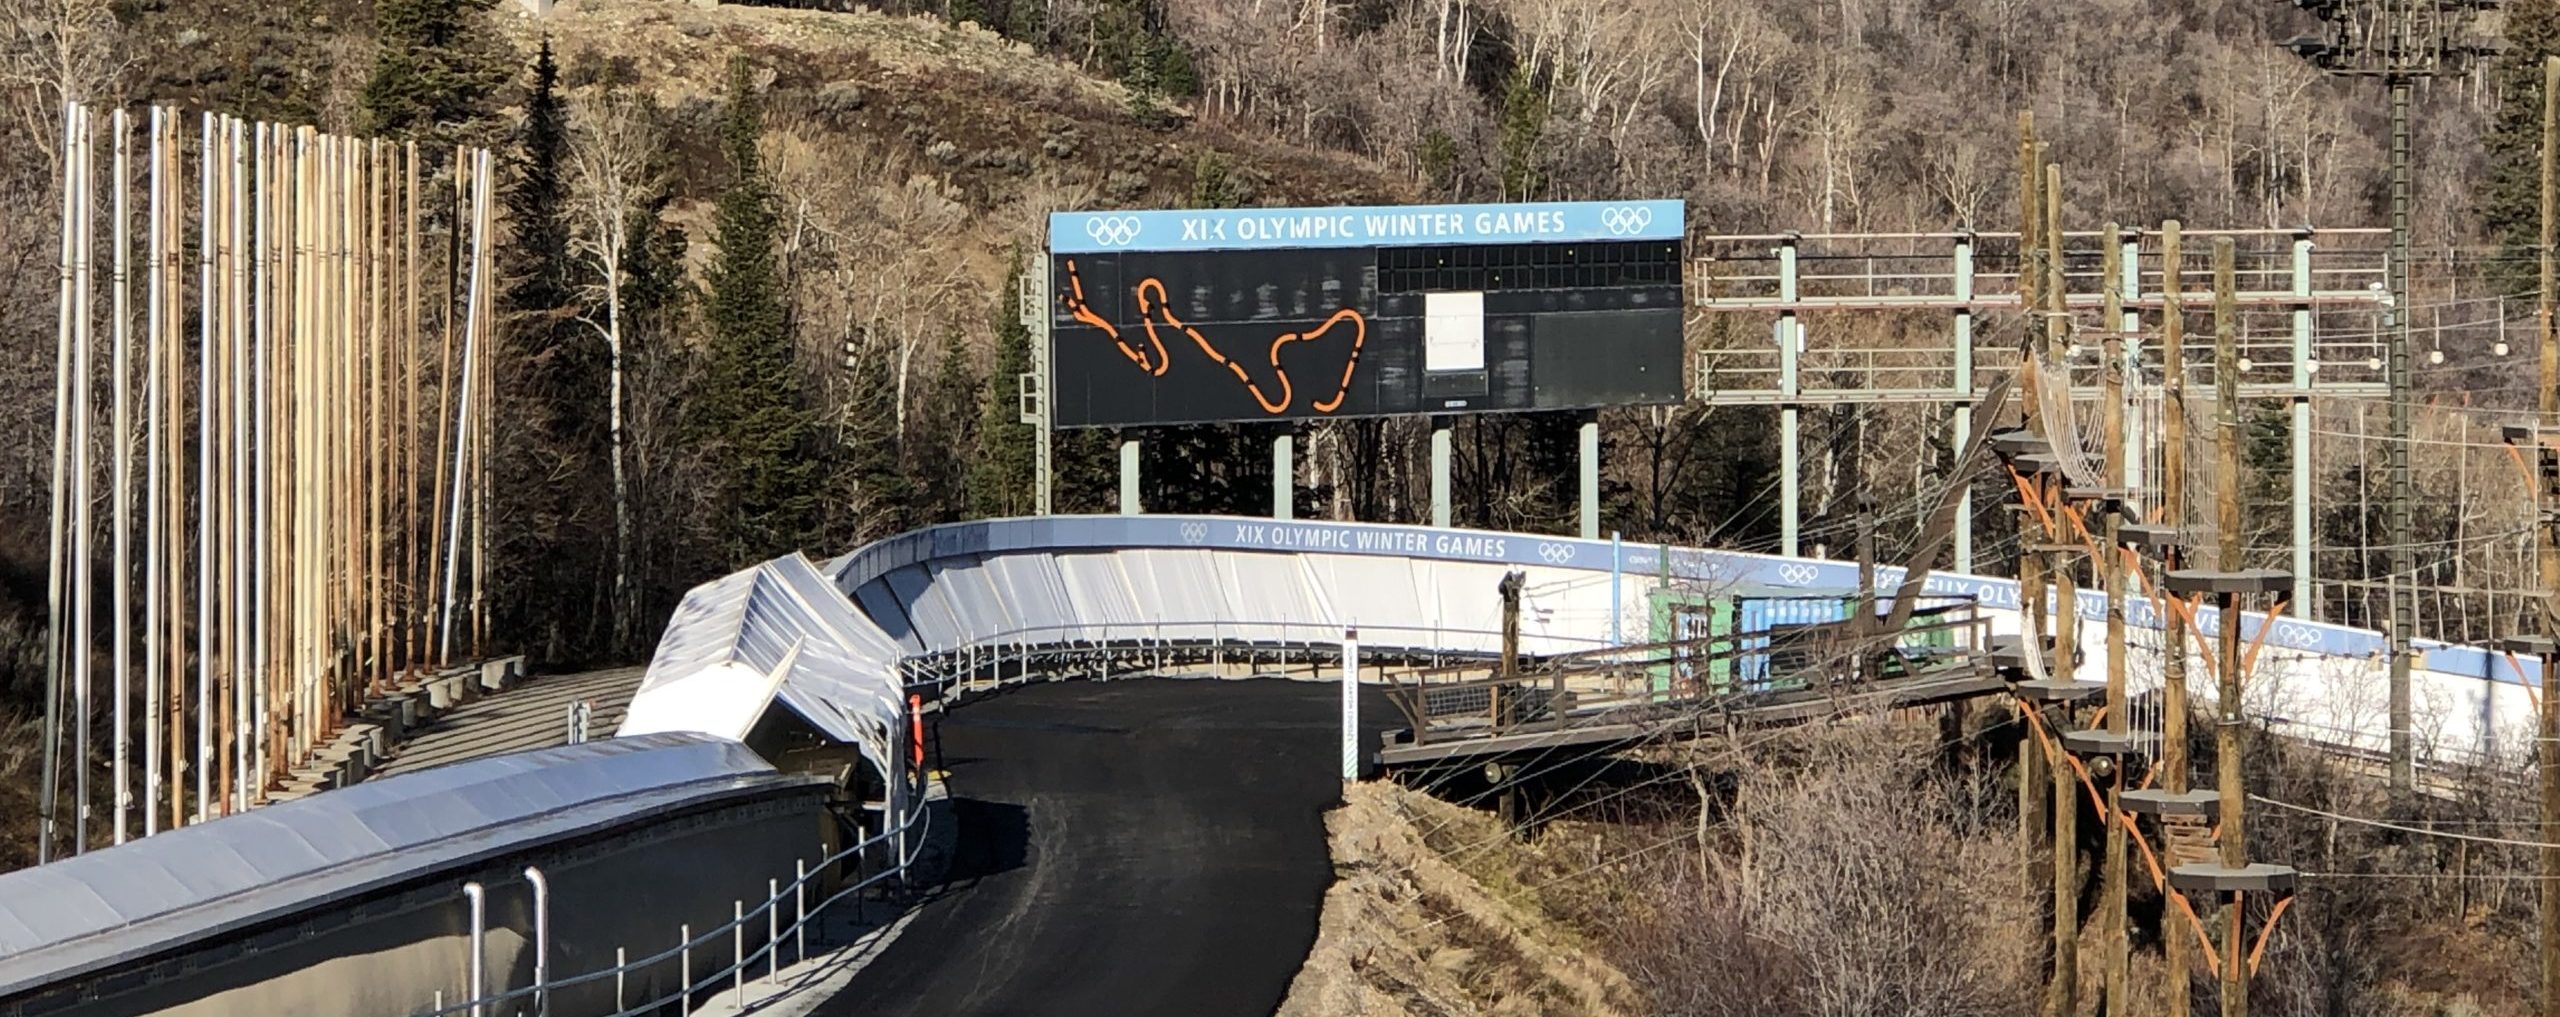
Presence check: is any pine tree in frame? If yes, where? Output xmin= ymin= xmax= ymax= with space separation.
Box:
xmin=1002 ymin=0 xmax=1046 ymax=45
xmin=970 ymin=260 xmax=1038 ymax=517
xmin=836 ymin=333 xmax=913 ymax=544
xmin=501 ymin=39 xmax=575 ymax=336
xmin=497 ymin=38 xmax=585 ymax=426
xmin=696 ymin=57 xmax=821 ymax=565
xmin=910 ymin=339 xmax=979 ymax=521
xmin=489 ymin=38 xmax=605 ymax=665
xmin=1499 ymin=64 xmax=1547 ymax=201
xmin=2479 ymin=0 xmax=2560 ymax=287
xmin=360 ymin=0 xmax=508 ymax=143
xmin=2243 ymin=402 xmax=2293 ymax=556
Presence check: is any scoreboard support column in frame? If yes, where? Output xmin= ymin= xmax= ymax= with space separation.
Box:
xmin=1273 ymin=432 xmax=1293 ymax=521
xmin=1578 ymin=415 xmax=1599 ymax=539
xmin=1119 ymin=437 xmax=1141 ymax=516
xmin=1429 ymin=419 xmax=1452 ymax=529
xmin=1777 ymin=235 xmax=1802 ymax=558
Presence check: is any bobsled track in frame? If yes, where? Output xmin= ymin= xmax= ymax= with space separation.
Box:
xmin=0 ymin=513 xmax=2546 ymax=1017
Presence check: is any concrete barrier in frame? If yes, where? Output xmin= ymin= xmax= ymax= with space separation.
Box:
xmin=477 ymin=655 xmax=525 ymax=693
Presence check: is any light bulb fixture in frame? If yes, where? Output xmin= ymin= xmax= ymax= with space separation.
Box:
xmin=2371 ymin=356 xmax=2386 ymax=370
xmin=2495 ymin=341 xmax=2511 ymax=357
xmin=2239 ymin=356 xmax=2256 ymax=372
xmin=2427 ymin=349 xmax=2444 ymax=366
xmin=2305 ymin=359 xmax=2321 ymax=374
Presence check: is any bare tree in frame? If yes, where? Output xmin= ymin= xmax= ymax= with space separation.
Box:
xmin=566 ymin=92 xmax=658 ymax=653
xmin=0 ymin=0 xmax=124 ymax=164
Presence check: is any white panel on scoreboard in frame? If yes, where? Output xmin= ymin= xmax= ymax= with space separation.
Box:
xmin=1424 ymin=290 xmax=1485 ymax=372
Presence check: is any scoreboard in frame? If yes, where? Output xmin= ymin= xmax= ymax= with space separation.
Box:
xmin=1045 ymin=200 xmax=1685 ymax=428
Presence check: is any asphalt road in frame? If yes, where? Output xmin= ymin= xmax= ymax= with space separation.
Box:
xmin=816 ymin=677 xmax=1397 ymax=1017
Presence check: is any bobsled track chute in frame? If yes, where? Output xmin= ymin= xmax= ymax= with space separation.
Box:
xmin=633 ymin=514 xmax=2547 ymax=776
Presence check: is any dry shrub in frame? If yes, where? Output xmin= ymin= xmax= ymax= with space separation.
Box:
xmin=1602 ymin=721 xmax=2034 ymax=1017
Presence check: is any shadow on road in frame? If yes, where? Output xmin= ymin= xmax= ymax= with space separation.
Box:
xmin=939 ymin=797 xmax=1030 ymax=886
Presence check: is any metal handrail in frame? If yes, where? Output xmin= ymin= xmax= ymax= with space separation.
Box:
xmin=887 ymin=618 xmax=1622 ymax=690
xmin=404 ymin=789 xmax=933 ymax=1017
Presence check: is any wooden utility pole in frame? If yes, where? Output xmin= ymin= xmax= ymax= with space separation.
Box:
xmin=2161 ymin=220 xmax=2193 ymax=1017
xmin=2212 ymin=236 xmax=2249 ymax=1017
xmin=369 ymin=139 xmax=386 ymax=693
xmin=2098 ymin=223 xmax=2130 ymax=1014
xmin=2016 ymin=111 xmax=2052 ymax=905
xmin=403 ymin=141 xmax=421 ymax=681
xmin=2041 ymin=161 xmax=2078 ymax=1017
xmin=2536 ymin=52 xmax=2560 ymax=1017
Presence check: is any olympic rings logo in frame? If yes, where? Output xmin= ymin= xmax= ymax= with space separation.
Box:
xmin=1537 ymin=542 xmax=1578 ymax=564
xmin=1599 ymin=205 xmax=1653 ymax=235
xmin=1083 ymin=215 xmax=1142 ymax=247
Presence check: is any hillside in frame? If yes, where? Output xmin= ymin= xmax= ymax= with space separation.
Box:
xmin=523 ymin=0 xmax=1414 ymax=279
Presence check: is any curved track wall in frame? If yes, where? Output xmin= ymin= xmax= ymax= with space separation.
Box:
xmin=636 ymin=515 xmax=2546 ymax=772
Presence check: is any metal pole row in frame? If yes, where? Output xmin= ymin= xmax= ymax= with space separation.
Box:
xmin=41 ymin=102 xmax=494 ymax=850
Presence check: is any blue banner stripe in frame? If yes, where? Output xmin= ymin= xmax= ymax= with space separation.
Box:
xmin=1049 ymin=200 xmax=1684 ymax=254
xmin=831 ymin=514 xmax=2543 ymax=688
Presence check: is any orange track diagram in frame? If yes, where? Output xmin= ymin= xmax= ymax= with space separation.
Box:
xmin=1060 ymin=258 xmax=1367 ymax=416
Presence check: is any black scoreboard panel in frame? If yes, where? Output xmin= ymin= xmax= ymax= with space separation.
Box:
xmin=1049 ymin=240 xmax=1682 ymax=428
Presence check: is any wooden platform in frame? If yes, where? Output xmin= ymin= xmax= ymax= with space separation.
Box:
xmin=1377 ymin=662 xmax=2004 ymax=767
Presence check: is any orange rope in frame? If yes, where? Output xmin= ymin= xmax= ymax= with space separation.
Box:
xmin=2504 ymin=439 xmax=2537 ymax=489
xmin=2017 ymin=703 xmax=2223 ymax=969
xmin=2010 ymin=470 xmax=2065 ymax=538
xmin=2507 ymin=648 xmax=2542 ymax=714
xmin=2173 ymin=893 xmax=2222 ymax=977
xmin=2247 ymin=894 xmax=2296 ymax=976
xmin=2162 ymin=593 xmax=2223 ymax=678
xmin=2061 ymin=502 xmax=2101 ymax=547
xmin=2236 ymin=598 xmax=2289 ymax=681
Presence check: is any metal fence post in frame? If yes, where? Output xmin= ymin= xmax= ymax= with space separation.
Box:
xmin=523 ymin=867 xmax=549 ymax=1016
xmin=614 ymin=947 xmax=625 ymax=1012
xmin=795 ymin=859 xmax=808 ymax=963
xmin=679 ymin=924 xmax=691 ymax=1017
xmin=767 ymin=878 xmax=779 ymax=981
xmin=1341 ymin=628 xmax=1360 ymax=783
xmin=462 ymin=882 xmax=486 ymax=1017
xmin=733 ymin=900 xmax=745 ymax=1007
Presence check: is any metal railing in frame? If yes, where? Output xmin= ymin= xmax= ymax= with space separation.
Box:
xmin=404 ymin=789 xmax=931 ymax=1017
xmin=887 ymin=618 xmax=1630 ymax=700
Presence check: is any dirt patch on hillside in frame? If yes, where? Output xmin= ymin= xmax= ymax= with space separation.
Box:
xmin=1278 ymin=781 xmax=1640 ymax=1017
xmin=524 ymin=0 xmax=1411 ymax=215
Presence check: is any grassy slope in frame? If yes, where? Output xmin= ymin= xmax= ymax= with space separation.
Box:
xmin=521 ymin=0 xmax=1413 ymax=282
